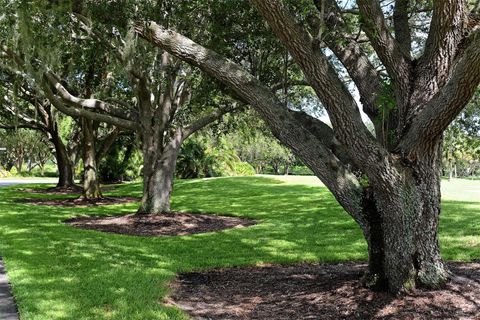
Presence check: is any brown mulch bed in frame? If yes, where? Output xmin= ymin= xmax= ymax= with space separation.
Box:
xmin=19 ymin=185 xmax=118 ymax=195
xmin=168 ymin=262 xmax=480 ymax=320
xmin=65 ymin=212 xmax=256 ymax=236
xmin=18 ymin=196 xmax=139 ymax=207
xmin=19 ymin=185 xmax=84 ymax=195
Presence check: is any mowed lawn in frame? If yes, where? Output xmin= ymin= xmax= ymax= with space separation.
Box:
xmin=0 ymin=176 xmax=479 ymax=319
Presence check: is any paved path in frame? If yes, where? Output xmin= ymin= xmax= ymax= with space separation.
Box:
xmin=0 ymin=259 xmax=19 ymax=320
xmin=0 ymin=178 xmax=58 ymax=187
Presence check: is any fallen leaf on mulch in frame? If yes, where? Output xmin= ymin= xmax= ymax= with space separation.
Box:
xmin=18 ymin=196 xmax=139 ymax=207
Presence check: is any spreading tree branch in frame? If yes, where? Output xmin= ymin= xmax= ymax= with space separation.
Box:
xmin=44 ymin=72 xmax=138 ymax=121
xmin=398 ymin=29 xmax=480 ymax=155
xmin=315 ymin=0 xmax=383 ymax=121
xmin=393 ymin=0 xmax=412 ymax=58
xmin=250 ymin=0 xmax=382 ymax=167
xmin=182 ymin=105 xmax=233 ymax=138
xmin=41 ymin=77 xmax=138 ymax=131
xmin=357 ymin=0 xmax=412 ymax=88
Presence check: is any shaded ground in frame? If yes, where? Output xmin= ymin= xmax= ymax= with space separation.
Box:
xmin=19 ymin=185 xmax=118 ymax=195
xmin=18 ymin=196 xmax=139 ymax=207
xmin=168 ymin=262 xmax=480 ymax=320
xmin=65 ymin=212 xmax=256 ymax=236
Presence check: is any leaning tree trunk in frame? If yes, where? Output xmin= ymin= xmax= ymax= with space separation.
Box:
xmin=137 ymin=134 xmax=183 ymax=215
xmin=50 ymin=131 xmax=75 ymax=188
xmin=362 ymin=140 xmax=449 ymax=293
xmin=81 ymin=119 xmax=102 ymax=199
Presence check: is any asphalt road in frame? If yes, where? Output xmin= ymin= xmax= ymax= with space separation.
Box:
xmin=0 ymin=178 xmax=58 ymax=187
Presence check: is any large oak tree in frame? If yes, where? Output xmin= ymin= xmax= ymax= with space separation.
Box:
xmin=134 ymin=0 xmax=480 ymax=293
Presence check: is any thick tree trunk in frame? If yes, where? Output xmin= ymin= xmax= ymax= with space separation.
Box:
xmin=363 ymin=142 xmax=449 ymax=293
xmin=137 ymin=131 xmax=183 ymax=214
xmin=81 ymin=119 xmax=102 ymax=199
xmin=137 ymin=141 xmax=181 ymax=214
xmin=50 ymin=132 xmax=75 ymax=188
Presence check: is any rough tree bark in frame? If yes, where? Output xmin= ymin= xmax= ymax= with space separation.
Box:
xmin=50 ymin=131 xmax=76 ymax=188
xmin=135 ymin=0 xmax=480 ymax=293
xmin=137 ymin=130 xmax=183 ymax=214
xmin=81 ymin=118 xmax=102 ymax=199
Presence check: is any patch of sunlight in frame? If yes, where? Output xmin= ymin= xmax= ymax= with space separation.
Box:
xmin=258 ymin=174 xmax=325 ymax=186
xmin=266 ymin=239 xmax=300 ymax=250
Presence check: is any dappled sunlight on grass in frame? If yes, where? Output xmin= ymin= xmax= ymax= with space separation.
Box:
xmin=0 ymin=176 xmax=478 ymax=319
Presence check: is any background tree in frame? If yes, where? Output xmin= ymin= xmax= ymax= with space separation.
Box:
xmin=0 ymin=77 xmax=77 ymax=187
xmin=0 ymin=1 xmax=236 ymax=212
xmin=0 ymin=129 xmax=53 ymax=174
xmin=443 ymin=92 xmax=480 ymax=178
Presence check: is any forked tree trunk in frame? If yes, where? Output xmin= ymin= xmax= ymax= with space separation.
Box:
xmin=50 ymin=132 xmax=75 ymax=188
xmin=362 ymin=141 xmax=449 ymax=292
xmin=137 ymin=136 xmax=182 ymax=214
xmin=81 ymin=119 xmax=102 ymax=199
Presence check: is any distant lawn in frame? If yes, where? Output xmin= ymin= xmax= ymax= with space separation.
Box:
xmin=0 ymin=176 xmax=479 ymax=319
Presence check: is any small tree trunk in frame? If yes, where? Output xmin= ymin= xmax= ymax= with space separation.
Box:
xmin=137 ymin=133 xmax=183 ymax=214
xmin=118 ymin=142 xmax=134 ymax=181
xmin=50 ymin=132 xmax=75 ymax=188
xmin=272 ymin=163 xmax=280 ymax=175
xmin=15 ymin=157 xmax=23 ymax=173
xmin=81 ymin=119 xmax=102 ymax=199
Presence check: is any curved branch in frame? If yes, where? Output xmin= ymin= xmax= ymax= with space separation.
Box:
xmin=44 ymin=72 xmax=138 ymax=121
xmin=421 ymin=0 xmax=468 ymax=71
xmin=357 ymin=0 xmax=412 ymax=86
xmin=410 ymin=1 xmax=469 ymax=113
xmin=42 ymin=78 xmax=138 ymax=131
xmin=250 ymin=0 xmax=382 ymax=166
xmin=317 ymin=0 xmax=383 ymax=121
xmin=182 ymin=106 xmax=231 ymax=138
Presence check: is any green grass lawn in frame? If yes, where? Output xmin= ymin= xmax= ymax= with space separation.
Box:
xmin=0 ymin=176 xmax=479 ymax=319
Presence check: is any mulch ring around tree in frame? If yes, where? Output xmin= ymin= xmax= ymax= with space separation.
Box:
xmin=166 ymin=262 xmax=480 ymax=320
xmin=65 ymin=212 xmax=256 ymax=236
xmin=18 ymin=185 xmax=118 ymax=195
xmin=17 ymin=196 xmax=140 ymax=207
